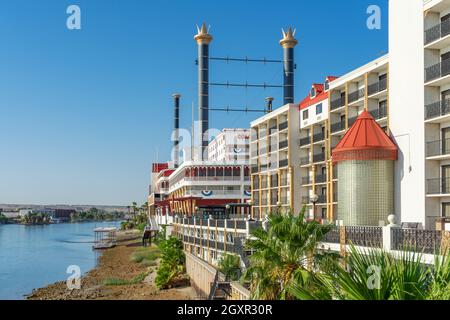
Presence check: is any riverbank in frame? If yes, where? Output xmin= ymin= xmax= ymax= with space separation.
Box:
xmin=27 ymin=230 xmax=199 ymax=300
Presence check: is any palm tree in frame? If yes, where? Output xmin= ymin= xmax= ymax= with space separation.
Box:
xmin=289 ymin=245 xmax=450 ymax=300
xmin=243 ymin=207 xmax=335 ymax=300
xmin=218 ymin=254 xmax=241 ymax=281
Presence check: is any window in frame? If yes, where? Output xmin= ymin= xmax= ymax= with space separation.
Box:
xmin=443 ymin=203 xmax=450 ymax=218
xmin=310 ymin=87 xmax=316 ymax=98
xmin=303 ymin=109 xmax=309 ymax=120
xmin=316 ymin=103 xmax=323 ymax=115
xmin=324 ymin=80 xmax=329 ymax=91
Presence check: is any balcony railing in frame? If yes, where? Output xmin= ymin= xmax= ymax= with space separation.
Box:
xmin=345 ymin=226 xmax=383 ymax=248
xmin=279 ymin=140 xmax=288 ymax=149
xmin=278 ymin=121 xmax=288 ymax=131
xmin=425 ymin=19 xmax=450 ymax=45
xmin=425 ymin=58 xmax=450 ymax=82
xmin=348 ymin=88 xmax=365 ymax=103
xmin=301 ymin=176 xmax=311 ymax=185
xmin=279 ymin=159 xmax=289 ymax=168
xmin=368 ymin=78 xmax=387 ymax=96
xmin=427 ymin=178 xmax=450 ymax=194
xmin=315 ymin=174 xmax=326 ymax=184
xmin=425 ymin=99 xmax=450 ymax=120
xmin=313 ymin=153 xmax=326 ymax=163
xmin=300 ymin=156 xmax=310 ymax=166
xmin=331 ymin=121 xmax=345 ymax=133
xmin=426 ymin=139 xmax=450 ymax=157
xmin=330 ymin=96 xmax=346 ymax=110
xmin=313 ymin=132 xmax=325 ymax=143
xmin=251 ymin=165 xmax=258 ymax=174
xmin=299 ymin=136 xmax=311 ymax=147
xmin=317 ymin=194 xmax=326 ymax=204
xmin=348 ymin=116 xmax=358 ymax=127
xmin=370 ymin=104 xmax=388 ymax=120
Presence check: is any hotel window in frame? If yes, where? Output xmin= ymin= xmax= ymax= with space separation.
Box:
xmin=310 ymin=87 xmax=316 ymax=98
xmin=324 ymin=80 xmax=329 ymax=91
xmin=316 ymin=103 xmax=323 ymax=115
xmin=442 ymin=203 xmax=450 ymax=218
xmin=303 ymin=109 xmax=309 ymax=120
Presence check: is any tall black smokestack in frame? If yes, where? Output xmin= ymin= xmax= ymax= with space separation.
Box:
xmin=265 ymin=97 xmax=274 ymax=113
xmin=173 ymin=93 xmax=181 ymax=167
xmin=280 ymin=27 xmax=298 ymax=104
xmin=194 ymin=23 xmax=213 ymax=160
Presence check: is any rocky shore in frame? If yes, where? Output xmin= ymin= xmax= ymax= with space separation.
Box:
xmin=27 ymin=230 xmax=198 ymax=300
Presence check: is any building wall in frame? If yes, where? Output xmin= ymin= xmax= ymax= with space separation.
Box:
xmin=389 ymin=0 xmax=426 ymax=226
xmin=208 ymin=129 xmax=250 ymax=162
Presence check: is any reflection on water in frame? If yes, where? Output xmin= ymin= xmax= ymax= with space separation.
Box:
xmin=0 ymin=221 xmax=121 ymax=300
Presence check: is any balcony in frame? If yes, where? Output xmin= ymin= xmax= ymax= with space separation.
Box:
xmin=330 ymin=96 xmax=346 ymax=111
xmin=425 ymin=99 xmax=450 ymax=121
xmin=331 ymin=121 xmax=345 ymax=134
xmin=317 ymin=194 xmax=326 ymax=204
xmin=313 ymin=153 xmax=326 ymax=163
xmin=251 ymin=165 xmax=258 ymax=174
xmin=279 ymin=159 xmax=289 ymax=168
xmin=426 ymin=139 xmax=450 ymax=159
xmin=368 ymin=78 xmax=387 ymax=96
xmin=278 ymin=121 xmax=288 ymax=131
xmin=425 ymin=19 xmax=450 ymax=46
xmin=313 ymin=132 xmax=325 ymax=143
xmin=425 ymin=58 xmax=450 ymax=84
xmin=299 ymin=136 xmax=311 ymax=147
xmin=315 ymin=174 xmax=326 ymax=184
xmin=348 ymin=88 xmax=365 ymax=104
xmin=279 ymin=140 xmax=288 ymax=150
xmin=302 ymin=176 xmax=311 ymax=185
xmin=370 ymin=104 xmax=388 ymax=120
xmin=348 ymin=116 xmax=358 ymax=127
xmin=427 ymin=178 xmax=450 ymax=195
xmin=300 ymin=156 xmax=310 ymax=166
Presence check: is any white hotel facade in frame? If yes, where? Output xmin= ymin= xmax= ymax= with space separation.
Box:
xmin=249 ymin=0 xmax=450 ymax=230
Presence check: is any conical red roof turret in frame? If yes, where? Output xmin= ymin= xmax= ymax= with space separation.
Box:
xmin=332 ymin=110 xmax=398 ymax=164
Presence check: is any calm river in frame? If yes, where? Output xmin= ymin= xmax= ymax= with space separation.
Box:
xmin=0 ymin=221 xmax=121 ymax=300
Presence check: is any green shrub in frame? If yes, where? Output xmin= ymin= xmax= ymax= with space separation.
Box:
xmin=103 ymin=273 xmax=147 ymax=286
xmin=155 ymin=236 xmax=185 ymax=289
xmin=218 ymin=254 xmax=241 ymax=281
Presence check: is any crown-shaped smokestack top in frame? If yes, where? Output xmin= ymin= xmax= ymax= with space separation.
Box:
xmin=280 ymin=27 xmax=298 ymax=48
xmin=194 ymin=22 xmax=213 ymax=44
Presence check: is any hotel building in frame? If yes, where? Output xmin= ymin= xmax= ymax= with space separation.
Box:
xmin=208 ymin=129 xmax=250 ymax=162
xmin=249 ymin=103 xmax=301 ymax=219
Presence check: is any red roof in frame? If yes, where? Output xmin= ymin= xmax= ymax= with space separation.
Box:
xmin=152 ymin=163 xmax=169 ymax=173
xmin=326 ymin=76 xmax=339 ymax=82
xmin=159 ymin=169 xmax=175 ymax=178
xmin=332 ymin=111 xmax=398 ymax=163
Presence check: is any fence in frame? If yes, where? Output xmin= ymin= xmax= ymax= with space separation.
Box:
xmin=391 ymin=228 xmax=442 ymax=254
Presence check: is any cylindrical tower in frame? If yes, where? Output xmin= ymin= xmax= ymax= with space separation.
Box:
xmin=194 ymin=23 xmax=213 ymax=160
xmin=332 ymin=111 xmax=398 ymax=226
xmin=280 ymin=28 xmax=298 ymax=105
xmin=173 ymin=93 xmax=181 ymax=168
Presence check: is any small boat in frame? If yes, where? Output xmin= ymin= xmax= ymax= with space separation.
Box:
xmin=93 ymin=227 xmax=117 ymax=250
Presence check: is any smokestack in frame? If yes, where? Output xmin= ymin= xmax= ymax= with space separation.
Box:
xmin=194 ymin=23 xmax=213 ymax=160
xmin=173 ymin=93 xmax=181 ymax=167
xmin=280 ymin=27 xmax=298 ymax=104
xmin=265 ymin=97 xmax=274 ymax=113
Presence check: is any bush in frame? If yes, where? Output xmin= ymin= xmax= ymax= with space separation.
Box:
xmin=130 ymin=247 xmax=160 ymax=264
xmin=155 ymin=236 xmax=185 ymax=289
xmin=218 ymin=254 xmax=241 ymax=281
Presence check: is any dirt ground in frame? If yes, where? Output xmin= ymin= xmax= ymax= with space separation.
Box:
xmin=27 ymin=231 xmax=200 ymax=300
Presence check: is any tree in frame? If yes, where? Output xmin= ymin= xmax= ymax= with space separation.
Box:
xmin=243 ymin=207 xmax=335 ymax=300
xmin=218 ymin=254 xmax=241 ymax=281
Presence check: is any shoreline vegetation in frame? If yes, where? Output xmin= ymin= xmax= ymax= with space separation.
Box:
xmin=0 ymin=207 xmax=126 ymax=226
xmin=27 ymin=230 xmax=197 ymax=300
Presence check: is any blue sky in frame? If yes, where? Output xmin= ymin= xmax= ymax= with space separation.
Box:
xmin=0 ymin=0 xmax=388 ymax=206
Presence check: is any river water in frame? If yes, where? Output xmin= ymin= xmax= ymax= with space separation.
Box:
xmin=0 ymin=221 xmax=122 ymax=300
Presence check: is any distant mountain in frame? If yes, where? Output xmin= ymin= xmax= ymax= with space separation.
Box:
xmin=0 ymin=204 xmax=129 ymax=213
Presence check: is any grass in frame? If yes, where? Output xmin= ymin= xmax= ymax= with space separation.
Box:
xmin=130 ymin=246 xmax=160 ymax=264
xmin=103 ymin=273 xmax=148 ymax=286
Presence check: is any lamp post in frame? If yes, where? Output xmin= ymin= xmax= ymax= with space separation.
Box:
xmin=310 ymin=194 xmax=319 ymax=221
xmin=276 ymin=201 xmax=282 ymax=215
xmin=225 ymin=204 xmax=231 ymax=219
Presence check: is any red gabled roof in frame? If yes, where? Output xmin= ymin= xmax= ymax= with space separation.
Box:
xmin=299 ymin=90 xmax=328 ymax=110
xmin=326 ymin=76 xmax=339 ymax=82
xmin=332 ymin=110 xmax=398 ymax=163
xmin=158 ymin=169 xmax=175 ymax=178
